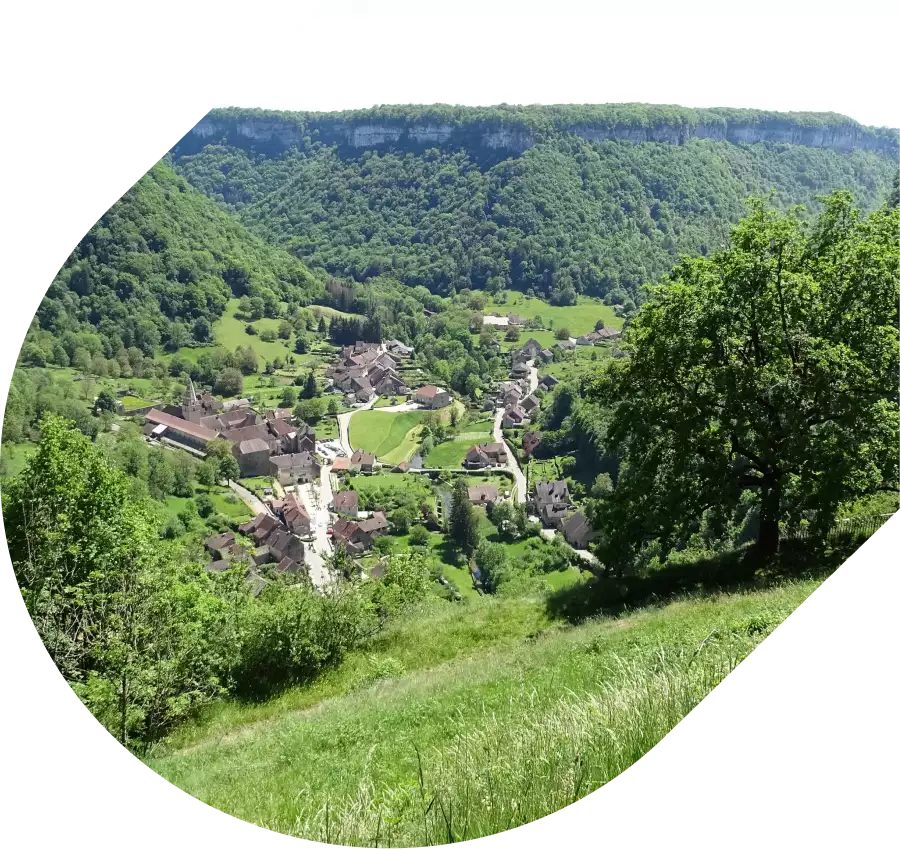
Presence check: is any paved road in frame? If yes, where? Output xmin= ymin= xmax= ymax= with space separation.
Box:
xmin=296 ymin=463 xmax=335 ymax=590
xmin=493 ymin=407 xmax=527 ymax=504
xmin=228 ymin=480 xmax=271 ymax=516
xmin=527 ymin=359 xmax=539 ymax=395
xmin=337 ymin=395 xmax=378 ymax=456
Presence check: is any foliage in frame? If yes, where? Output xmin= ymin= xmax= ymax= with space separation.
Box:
xmin=590 ymin=192 xmax=899 ymax=572
xmin=448 ymin=478 xmax=480 ymax=555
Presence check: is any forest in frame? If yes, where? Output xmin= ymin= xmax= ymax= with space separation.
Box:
xmin=171 ymin=105 xmax=897 ymax=305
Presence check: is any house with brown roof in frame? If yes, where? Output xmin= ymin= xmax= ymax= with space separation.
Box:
xmin=330 ymin=489 xmax=360 ymax=517
xmin=562 ymin=510 xmax=596 ymax=548
xmin=234 ymin=437 xmax=272 ymax=477
xmin=269 ymin=451 xmax=321 ymax=485
xmin=464 ymin=442 xmax=508 ymax=469
xmin=275 ymin=556 xmax=306 ymax=577
xmin=576 ymin=332 xmax=602 ymax=346
xmin=351 ymin=449 xmax=376 ymax=473
xmin=414 ymin=385 xmax=452 ymax=409
xmin=281 ymin=492 xmax=312 ymax=536
xmin=539 ymin=374 xmax=560 ymax=391
xmin=510 ymin=361 xmax=530 ymax=379
xmin=265 ymin=408 xmax=293 ymax=422
xmin=468 ymin=484 xmax=499 ymax=506
xmin=555 ymin=338 xmax=576 ymax=352
xmin=502 ymin=405 xmax=528 ymax=428
xmin=594 ymin=326 xmax=622 ymax=341
xmin=204 ymin=531 xmax=237 ymax=559
xmin=331 ymin=517 xmax=371 ymax=555
xmin=239 ymin=513 xmax=280 ymax=546
xmin=332 ymin=456 xmax=351 ymax=473
xmin=357 ymin=511 xmax=389 ymax=536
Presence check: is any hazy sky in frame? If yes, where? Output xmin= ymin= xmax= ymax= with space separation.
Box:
xmin=218 ymin=1 xmax=899 ymax=128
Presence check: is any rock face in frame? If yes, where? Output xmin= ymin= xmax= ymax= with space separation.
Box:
xmin=181 ymin=109 xmax=898 ymax=158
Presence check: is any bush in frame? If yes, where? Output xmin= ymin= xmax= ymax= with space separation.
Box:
xmin=409 ymin=525 xmax=430 ymax=547
xmin=196 ymin=494 xmax=215 ymax=518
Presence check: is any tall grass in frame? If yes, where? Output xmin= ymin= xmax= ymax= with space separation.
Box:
xmin=147 ymin=582 xmax=816 ymax=846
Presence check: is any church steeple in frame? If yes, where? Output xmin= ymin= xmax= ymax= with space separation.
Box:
xmin=181 ymin=378 xmax=203 ymax=421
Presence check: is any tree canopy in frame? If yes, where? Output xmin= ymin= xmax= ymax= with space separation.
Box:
xmin=590 ymin=192 xmax=899 ymax=571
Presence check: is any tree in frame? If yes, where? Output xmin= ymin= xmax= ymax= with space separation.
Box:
xmin=490 ymin=501 xmax=518 ymax=540
xmin=197 ymin=457 xmax=219 ymax=489
xmin=448 ymin=478 xmax=480 ymax=555
xmin=20 ymin=342 xmax=47 ymax=367
xmin=281 ymin=386 xmax=297 ymax=407
xmin=591 ymin=193 xmax=899 ymax=569
xmin=278 ymin=320 xmax=293 ymax=340
xmin=301 ymin=370 xmax=318 ymax=399
xmin=555 ymin=326 xmax=571 ymax=340
xmin=195 ymin=493 xmax=215 ymax=518
xmin=95 ymin=389 xmax=118 ymax=413
xmin=215 ymin=367 xmax=243 ymax=397
xmin=294 ymin=397 xmax=326 ymax=424
xmin=594 ymin=318 xmax=605 ymax=331
xmin=391 ymin=506 xmax=416 ymax=535
xmin=327 ymin=397 xmax=340 ymax=415
xmin=218 ymin=454 xmax=241 ymax=484
xmin=409 ymin=525 xmax=430 ymax=547
xmin=504 ymin=325 xmax=521 ymax=342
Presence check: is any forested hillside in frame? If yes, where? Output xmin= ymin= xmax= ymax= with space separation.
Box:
xmin=35 ymin=162 xmax=323 ymax=360
xmin=172 ymin=105 xmax=897 ymax=304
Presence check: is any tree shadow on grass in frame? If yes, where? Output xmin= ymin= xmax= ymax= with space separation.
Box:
xmin=545 ymin=536 xmax=869 ymax=623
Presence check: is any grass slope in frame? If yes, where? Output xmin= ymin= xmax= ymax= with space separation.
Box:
xmin=484 ymin=293 xmax=622 ymax=338
xmin=349 ymin=410 xmax=429 ymax=462
xmin=147 ymin=580 xmax=819 ymax=846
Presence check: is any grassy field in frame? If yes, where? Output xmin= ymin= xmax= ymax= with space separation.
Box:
xmin=164 ymin=485 xmax=252 ymax=523
xmin=483 ymin=293 xmax=622 ymax=337
xmin=0 ymin=441 xmax=39 ymax=480
xmin=146 ymin=579 xmax=819 ymax=845
xmin=349 ymin=410 xmax=429 ymax=463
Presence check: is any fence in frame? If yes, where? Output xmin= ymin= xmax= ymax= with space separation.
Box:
xmin=784 ymin=513 xmax=894 ymax=543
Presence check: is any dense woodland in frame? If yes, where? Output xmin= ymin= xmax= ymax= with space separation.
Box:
xmin=173 ymin=106 xmax=896 ymax=305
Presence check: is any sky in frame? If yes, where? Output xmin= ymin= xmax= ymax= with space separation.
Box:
xmin=217 ymin=1 xmax=900 ymax=128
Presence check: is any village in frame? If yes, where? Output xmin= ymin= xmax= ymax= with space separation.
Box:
xmin=135 ymin=329 xmax=602 ymax=596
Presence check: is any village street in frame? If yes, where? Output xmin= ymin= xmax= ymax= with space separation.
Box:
xmin=493 ymin=405 xmax=527 ymax=504
xmin=296 ymin=461 xmax=335 ymax=590
xmin=228 ymin=479 xmax=272 ymax=516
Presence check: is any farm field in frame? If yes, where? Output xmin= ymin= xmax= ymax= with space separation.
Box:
xmin=146 ymin=579 xmax=820 ymax=846
xmin=482 ymin=293 xmax=622 ymax=337
xmin=425 ymin=438 xmax=481 ymax=468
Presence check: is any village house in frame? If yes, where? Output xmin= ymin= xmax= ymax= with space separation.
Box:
xmin=507 ymin=313 xmax=527 ymax=326
xmin=204 ymin=531 xmax=237 ymax=560
xmin=539 ymin=374 xmax=560 ymax=391
xmin=468 ymin=484 xmax=499 ymax=507
xmin=519 ymin=339 xmax=543 ymax=359
xmin=502 ymin=405 xmax=528 ymax=428
xmin=539 ymin=348 xmax=554 ymax=362
xmin=594 ymin=326 xmax=622 ymax=341
xmin=414 ymin=385 xmax=452 ymax=409
xmin=239 ymin=513 xmax=280 ymax=547
xmin=562 ymin=510 xmax=596 ymax=549
xmin=351 ymin=449 xmax=376 ymax=473
xmin=274 ymin=556 xmax=305 ymax=576
xmin=533 ymin=480 xmax=571 ymax=528
xmin=331 ymin=518 xmax=369 ymax=555
xmin=331 ymin=456 xmax=351 ymax=473
xmin=330 ymin=489 xmax=360 ymax=517
xmin=521 ymin=394 xmax=540 ymax=414
xmin=385 ymin=339 xmax=414 ymax=357
xmin=510 ymin=361 xmax=530 ymax=380
xmin=464 ymin=442 xmax=508 ymax=469
xmin=281 ymin=492 xmax=312 ymax=536
xmin=269 ymin=451 xmax=321 ymax=485
xmin=576 ymin=331 xmax=602 ymax=346
xmin=555 ymin=338 xmax=576 ymax=352
xmin=233 ymin=437 xmax=272 ymax=478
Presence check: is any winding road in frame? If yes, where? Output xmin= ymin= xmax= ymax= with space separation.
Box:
xmin=494 ymin=407 xmax=527 ymax=504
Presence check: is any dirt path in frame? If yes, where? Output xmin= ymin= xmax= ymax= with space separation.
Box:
xmin=493 ymin=408 xmax=527 ymax=504
xmin=228 ymin=480 xmax=271 ymax=516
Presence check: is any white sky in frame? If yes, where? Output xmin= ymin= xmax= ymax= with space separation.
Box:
xmin=217 ymin=0 xmax=899 ymax=128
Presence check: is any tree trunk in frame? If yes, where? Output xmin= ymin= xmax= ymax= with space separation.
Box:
xmin=757 ymin=483 xmax=782 ymax=558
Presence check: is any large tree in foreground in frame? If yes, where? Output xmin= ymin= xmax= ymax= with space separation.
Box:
xmin=590 ymin=192 xmax=898 ymax=571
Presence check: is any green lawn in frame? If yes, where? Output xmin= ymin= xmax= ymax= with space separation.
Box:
xmin=482 ymin=293 xmax=622 ymax=337
xmin=214 ymin=299 xmax=295 ymax=363
xmin=349 ymin=410 xmax=429 ymax=463
xmin=147 ymin=579 xmax=820 ymax=846
xmin=0 ymin=441 xmax=39 ymax=480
